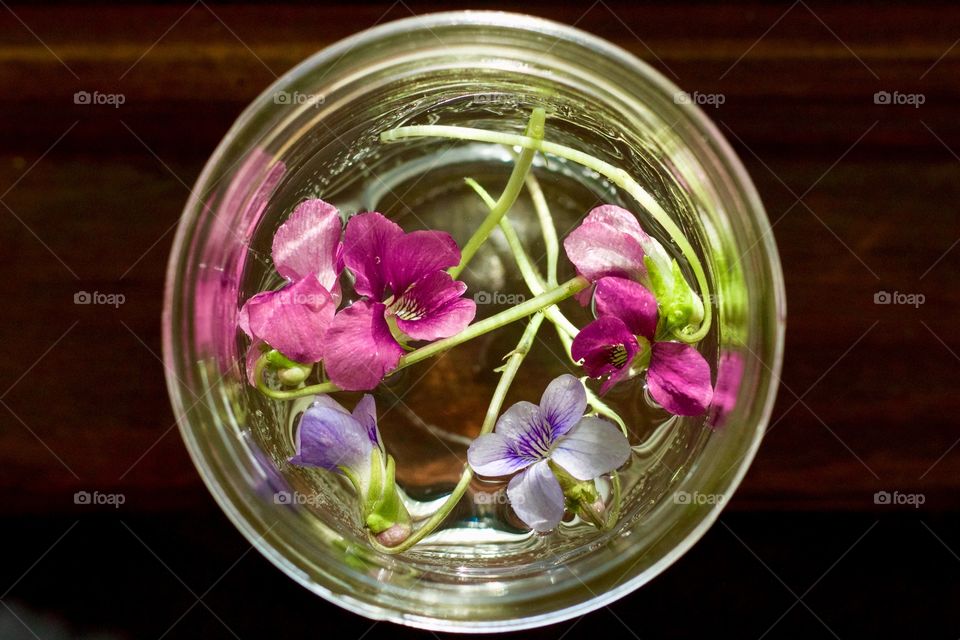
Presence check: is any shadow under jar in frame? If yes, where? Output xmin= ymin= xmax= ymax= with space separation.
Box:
xmin=163 ymin=11 xmax=785 ymax=632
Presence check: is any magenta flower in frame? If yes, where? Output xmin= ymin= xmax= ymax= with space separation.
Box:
xmin=571 ymin=277 xmax=713 ymax=415
xmin=467 ymin=375 xmax=631 ymax=532
xmin=322 ymin=212 xmax=476 ymax=391
xmin=239 ymin=199 xmax=343 ymax=371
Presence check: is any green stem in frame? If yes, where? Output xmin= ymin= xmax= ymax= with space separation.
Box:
xmin=526 ymin=173 xmax=559 ymax=288
xmin=369 ymin=312 xmax=546 ymax=554
xmin=255 ymin=276 xmax=589 ymax=400
xmin=463 ymin=177 xmax=579 ymax=340
xmin=449 ymin=108 xmax=545 ymax=279
xmin=381 ymin=124 xmax=712 ymax=343
xmin=605 ymin=472 xmax=622 ymax=530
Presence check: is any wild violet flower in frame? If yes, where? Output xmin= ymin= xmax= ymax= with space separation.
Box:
xmin=290 ymin=394 xmax=411 ymax=546
xmin=571 ymin=277 xmax=713 ymax=416
xmin=467 ymin=375 xmax=631 ymax=532
xmin=239 ymin=199 xmax=343 ymax=375
xmin=322 ymin=212 xmax=476 ymax=391
xmin=564 ymin=204 xmax=703 ymax=336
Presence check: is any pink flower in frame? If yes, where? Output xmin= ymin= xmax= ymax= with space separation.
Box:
xmin=322 ymin=212 xmax=476 ymax=391
xmin=238 ymin=199 xmax=343 ymax=374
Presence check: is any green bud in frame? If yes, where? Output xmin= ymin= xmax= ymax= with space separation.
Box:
xmin=361 ymin=449 xmax=412 ymax=546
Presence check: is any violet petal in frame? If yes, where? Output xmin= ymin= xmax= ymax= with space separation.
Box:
xmin=384 ymin=230 xmax=461 ymax=293
xmin=583 ymin=205 xmax=651 ymax=245
xmin=322 ymin=300 xmax=404 ymax=391
xmin=467 ymin=433 xmax=532 ymax=477
xmin=342 ymin=212 xmax=404 ymax=299
xmin=351 ymin=394 xmax=383 ymax=448
xmin=506 ymin=460 xmax=566 ymax=532
xmin=272 ymin=199 xmax=343 ymax=299
xmin=289 ymin=405 xmax=372 ymax=473
xmin=570 ymin=317 xmax=640 ymax=380
xmin=594 ymin=276 xmax=659 ymax=340
xmin=238 ymin=275 xmax=335 ymax=363
xmin=647 ymin=341 xmax=714 ymax=416
xmin=538 ymin=374 xmax=587 ymax=437
xmin=551 ymin=416 xmax=631 ymax=481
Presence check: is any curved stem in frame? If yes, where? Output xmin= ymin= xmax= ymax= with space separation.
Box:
xmin=369 ymin=312 xmax=546 ymax=554
xmin=526 ymin=173 xmax=559 ymax=288
xmin=381 ymin=124 xmax=712 ymax=342
xmin=450 ymin=108 xmax=545 ymax=279
xmin=464 ymin=177 xmax=579 ymax=340
xmin=604 ymin=472 xmax=622 ymax=530
xmin=255 ymin=276 xmax=588 ymax=400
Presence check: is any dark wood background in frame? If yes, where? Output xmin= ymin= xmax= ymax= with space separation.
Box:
xmin=1 ymin=2 xmax=958 ymax=638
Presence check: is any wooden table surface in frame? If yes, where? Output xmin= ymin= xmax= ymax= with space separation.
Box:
xmin=1 ymin=2 xmax=958 ymax=638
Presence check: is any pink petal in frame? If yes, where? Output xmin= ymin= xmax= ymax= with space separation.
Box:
xmin=244 ymin=342 xmax=266 ymax=386
xmin=384 ymin=230 xmax=461 ymax=293
xmin=322 ymin=300 xmax=404 ymax=391
xmin=392 ymin=271 xmax=476 ymax=341
xmin=342 ymin=212 xmax=404 ymax=299
xmin=583 ymin=205 xmax=651 ymax=245
xmin=272 ymin=199 xmax=343 ymax=298
xmin=647 ymin=342 xmax=713 ymax=416
xmin=594 ymin=276 xmax=659 ymax=339
xmin=570 ymin=317 xmax=639 ymax=382
xmin=506 ymin=460 xmax=565 ymax=532
xmin=563 ymin=221 xmax=646 ymax=283
xmin=238 ymin=275 xmax=335 ymax=363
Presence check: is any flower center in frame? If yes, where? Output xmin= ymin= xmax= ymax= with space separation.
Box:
xmin=391 ymin=294 xmax=427 ymax=321
xmin=516 ymin=417 xmax=554 ymax=460
xmin=607 ymin=343 xmax=629 ymax=368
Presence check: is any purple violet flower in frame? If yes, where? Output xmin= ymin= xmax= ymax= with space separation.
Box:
xmin=467 ymin=374 xmax=631 ymax=532
xmin=322 ymin=212 xmax=476 ymax=391
xmin=571 ymin=276 xmax=713 ymax=416
xmin=290 ymin=394 xmax=411 ymax=546
xmin=239 ymin=199 xmax=343 ymax=374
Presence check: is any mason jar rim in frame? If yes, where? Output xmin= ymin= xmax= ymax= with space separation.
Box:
xmin=164 ymin=10 xmax=785 ymax=632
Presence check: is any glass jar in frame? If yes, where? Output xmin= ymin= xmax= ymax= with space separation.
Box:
xmin=163 ymin=11 xmax=785 ymax=632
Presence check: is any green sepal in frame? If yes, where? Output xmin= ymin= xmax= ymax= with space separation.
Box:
xmin=362 ymin=449 xmax=411 ymax=535
xmin=644 ymin=255 xmax=704 ymax=341
xmin=549 ymin=461 xmax=600 ymax=508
